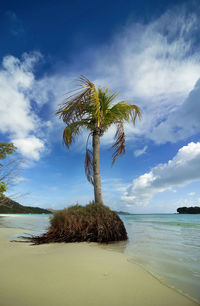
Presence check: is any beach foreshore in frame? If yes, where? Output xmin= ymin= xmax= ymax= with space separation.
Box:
xmin=0 ymin=228 xmax=198 ymax=306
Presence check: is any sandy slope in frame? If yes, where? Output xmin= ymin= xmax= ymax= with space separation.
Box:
xmin=0 ymin=228 xmax=198 ymax=306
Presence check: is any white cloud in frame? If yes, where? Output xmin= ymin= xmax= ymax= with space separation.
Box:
xmin=13 ymin=136 xmax=45 ymax=160
xmin=188 ymin=192 xmax=195 ymax=196
xmin=0 ymin=52 xmax=49 ymax=160
xmin=89 ymin=6 xmax=200 ymax=145
xmin=122 ymin=142 xmax=200 ymax=206
xmin=150 ymin=78 xmax=200 ymax=143
xmin=176 ymin=197 xmax=200 ymax=207
xmin=95 ymin=8 xmax=200 ymax=99
xmin=134 ymin=145 xmax=148 ymax=157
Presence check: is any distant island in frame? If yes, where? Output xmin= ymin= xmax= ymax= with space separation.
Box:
xmin=115 ymin=211 xmax=133 ymax=215
xmin=177 ymin=206 xmax=200 ymax=214
xmin=0 ymin=197 xmax=52 ymax=214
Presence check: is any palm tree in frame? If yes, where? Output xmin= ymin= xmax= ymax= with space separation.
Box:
xmin=56 ymin=76 xmax=141 ymax=204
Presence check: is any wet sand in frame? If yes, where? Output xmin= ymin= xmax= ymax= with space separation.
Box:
xmin=0 ymin=228 xmax=199 ymax=306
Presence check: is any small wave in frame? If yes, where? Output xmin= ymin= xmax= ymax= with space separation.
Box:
xmin=152 ymin=221 xmax=200 ymax=228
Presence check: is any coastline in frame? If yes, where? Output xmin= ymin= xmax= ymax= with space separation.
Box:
xmin=0 ymin=228 xmax=199 ymax=306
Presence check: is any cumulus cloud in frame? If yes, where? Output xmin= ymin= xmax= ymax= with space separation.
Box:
xmin=150 ymin=78 xmax=200 ymax=143
xmin=0 ymin=52 xmax=49 ymax=160
xmin=122 ymin=142 xmax=200 ymax=206
xmin=13 ymin=136 xmax=45 ymax=160
xmin=134 ymin=146 xmax=148 ymax=157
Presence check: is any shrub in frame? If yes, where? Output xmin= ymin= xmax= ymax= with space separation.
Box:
xmin=26 ymin=202 xmax=128 ymax=244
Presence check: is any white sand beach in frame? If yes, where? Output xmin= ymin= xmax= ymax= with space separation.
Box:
xmin=0 ymin=228 xmax=199 ymax=306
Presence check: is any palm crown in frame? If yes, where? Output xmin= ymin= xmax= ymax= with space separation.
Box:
xmin=56 ymin=76 xmax=141 ymax=203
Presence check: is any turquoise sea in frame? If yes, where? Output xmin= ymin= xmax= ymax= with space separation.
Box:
xmin=0 ymin=213 xmax=200 ymax=303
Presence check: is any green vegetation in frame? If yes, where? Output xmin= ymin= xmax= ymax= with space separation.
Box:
xmin=56 ymin=76 xmax=141 ymax=204
xmin=0 ymin=197 xmax=52 ymax=214
xmin=0 ymin=182 xmax=7 ymax=196
xmin=0 ymin=143 xmax=16 ymax=197
xmin=24 ymin=202 xmax=128 ymax=244
xmin=0 ymin=143 xmax=16 ymax=160
xmin=177 ymin=206 xmax=200 ymax=214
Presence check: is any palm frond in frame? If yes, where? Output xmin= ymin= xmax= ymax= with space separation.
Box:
xmin=103 ymin=102 xmax=141 ymax=130
xmin=79 ymin=75 xmax=94 ymax=88
xmin=56 ymin=76 xmax=95 ymax=125
xmin=128 ymin=105 xmax=142 ymax=124
xmin=85 ymin=148 xmax=94 ymax=185
xmin=79 ymin=76 xmax=101 ymax=128
xmin=92 ymin=87 xmax=101 ymax=127
xmin=62 ymin=121 xmax=87 ymax=148
xmin=56 ymin=89 xmax=90 ymax=125
xmin=84 ymin=133 xmax=94 ymax=185
xmin=56 ymin=75 xmax=104 ymax=130
xmin=111 ymin=121 xmax=125 ymax=165
xmin=98 ymin=88 xmax=119 ymax=116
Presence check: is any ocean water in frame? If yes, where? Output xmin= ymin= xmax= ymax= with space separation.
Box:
xmin=0 ymin=213 xmax=200 ymax=303
xmin=119 ymin=214 xmax=200 ymax=303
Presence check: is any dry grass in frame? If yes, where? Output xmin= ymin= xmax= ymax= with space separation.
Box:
xmin=25 ymin=202 xmax=128 ymax=244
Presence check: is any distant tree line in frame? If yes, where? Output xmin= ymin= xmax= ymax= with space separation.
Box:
xmin=0 ymin=196 xmax=51 ymax=214
xmin=177 ymin=207 xmax=200 ymax=214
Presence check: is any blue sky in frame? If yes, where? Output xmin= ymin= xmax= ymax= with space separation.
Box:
xmin=0 ymin=0 xmax=200 ymax=213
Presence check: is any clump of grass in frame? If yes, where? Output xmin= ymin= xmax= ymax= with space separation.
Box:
xmin=25 ymin=202 xmax=128 ymax=244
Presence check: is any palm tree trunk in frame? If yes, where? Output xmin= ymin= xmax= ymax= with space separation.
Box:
xmin=92 ymin=129 xmax=103 ymax=204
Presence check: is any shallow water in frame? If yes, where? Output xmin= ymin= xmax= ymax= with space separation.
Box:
xmin=120 ymin=214 xmax=200 ymax=303
xmin=0 ymin=213 xmax=200 ymax=302
xmin=0 ymin=214 xmax=50 ymax=234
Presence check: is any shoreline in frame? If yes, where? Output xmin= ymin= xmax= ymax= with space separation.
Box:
xmin=96 ymin=241 xmax=200 ymax=305
xmin=0 ymin=227 xmax=199 ymax=306
xmin=126 ymin=257 xmax=200 ymax=305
